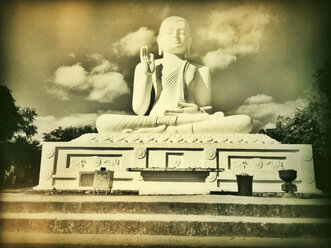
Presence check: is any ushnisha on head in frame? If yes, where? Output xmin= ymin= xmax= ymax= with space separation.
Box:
xmin=157 ymin=16 xmax=191 ymax=58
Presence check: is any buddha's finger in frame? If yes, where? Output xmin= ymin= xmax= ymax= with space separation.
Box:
xmin=144 ymin=46 xmax=149 ymax=61
xmin=140 ymin=47 xmax=145 ymax=62
xmin=150 ymin=53 xmax=154 ymax=62
xmin=164 ymin=109 xmax=184 ymax=115
xmin=178 ymin=101 xmax=197 ymax=108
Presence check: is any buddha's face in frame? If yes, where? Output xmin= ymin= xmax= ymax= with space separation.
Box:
xmin=157 ymin=19 xmax=191 ymax=55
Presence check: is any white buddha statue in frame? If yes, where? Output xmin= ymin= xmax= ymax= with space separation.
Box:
xmin=96 ymin=16 xmax=253 ymax=134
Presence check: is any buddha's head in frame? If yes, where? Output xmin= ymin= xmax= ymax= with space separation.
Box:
xmin=157 ymin=16 xmax=191 ymax=58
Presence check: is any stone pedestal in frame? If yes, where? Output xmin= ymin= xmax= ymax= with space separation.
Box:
xmin=34 ymin=133 xmax=320 ymax=194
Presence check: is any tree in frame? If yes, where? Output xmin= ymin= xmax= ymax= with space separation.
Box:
xmin=43 ymin=125 xmax=97 ymax=142
xmin=0 ymin=86 xmax=40 ymax=186
xmin=0 ymin=86 xmax=21 ymax=141
xmin=261 ymin=62 xmax=331 ymax=191
xmin=0 ymin=86 xmax=38 ymax=142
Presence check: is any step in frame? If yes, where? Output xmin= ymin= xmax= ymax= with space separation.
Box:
xmin=1 ymin=193 xmax=330 ymax=218
xmin=1 ymin=233 xmax=331 ymax=248
xmin=1 ymin=212 xmax=331 ymax=238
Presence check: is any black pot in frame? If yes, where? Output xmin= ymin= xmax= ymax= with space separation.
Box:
xmin=236 ymin=175 xmax=253 ymax=196
xmin=278 ymin=169 xmax=297 ymax=183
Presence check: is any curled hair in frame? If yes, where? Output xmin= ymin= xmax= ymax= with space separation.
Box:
xmin=159 ymin=16 xmax=190 ymax=35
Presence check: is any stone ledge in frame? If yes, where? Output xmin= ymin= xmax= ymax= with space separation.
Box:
xmin=72 ymin=133 xmax=279 ymax=144
xmin=2 ymin=233 xmax=331 ymax=248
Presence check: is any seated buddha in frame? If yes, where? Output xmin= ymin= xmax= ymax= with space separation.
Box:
xmin=96 ymin=16 xmax=253 ymax=134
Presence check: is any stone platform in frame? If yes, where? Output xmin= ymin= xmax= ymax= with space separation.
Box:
xmin=0 ymin=192 xmax=331 ymax=247
xmin=34 ymin=133 xmax=319 ymax=194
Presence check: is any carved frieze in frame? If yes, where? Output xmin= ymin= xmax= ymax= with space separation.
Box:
xmin=230 ymin=157 xmax=285 ymax=170
xmin=70 ymin=156 xmax=121 ymax=170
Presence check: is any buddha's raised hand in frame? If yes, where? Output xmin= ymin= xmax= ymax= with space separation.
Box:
xmin=140 ymin=46 xmax=155 ymax=75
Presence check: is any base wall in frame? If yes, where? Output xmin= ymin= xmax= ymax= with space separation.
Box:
xmin=34 ymin=136 xmax=319 ymax=194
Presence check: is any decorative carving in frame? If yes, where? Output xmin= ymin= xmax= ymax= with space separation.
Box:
xmin=251 ymin=158 xmax=263 ymax=169
xmin=206 ymin=172 xmax=217 ymax=182
xmin=73 ymin=159 xmax=86 ymax=168
xmin=103 ymin=158 xmax=120 ymax=168
xmin=45 ymin=149 xmax=55 ymax=159
xmin=303 ymin=154 xmax=313 ymax=162
xmin=45 ymin=169 xmax=53 ymax=180
xmin=167 ymin=153 xmax=183 ymax=168
xmin=71 ymin=156 xmax=121 ymax=170
xmin=206 ymin=149 xmax=216 ymax=160
xmin=135 ymin=147 xmax=146 ymax=159
xmin=87 ymin=156 xmax=101 ymax=168
xmin=72 ymin=133 xmax=280 ymax=144
xmin=230 ymin=157 xmax=285 ymax=170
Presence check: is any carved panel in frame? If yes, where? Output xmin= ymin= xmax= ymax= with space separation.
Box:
xmin=230 ymin=157 xmax=285 ymax=170
xmin=70 ymin=156 xmax=122 ymax=170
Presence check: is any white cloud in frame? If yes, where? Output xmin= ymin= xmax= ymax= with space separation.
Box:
xmin=244 ymin=94 xmax=273 ymax=105
xmin=54 ymin=64 xmax=88 ymax=89
xmin=91 ymin=59 xmax=119 ymax=74
xmin=199 ymin=5 xmax=276 ymax=70
xmin=34 ymin=110 xmax=132 ymax=142
xmin=112 ymin=27 xmax=155 ymax=56
xmin=232 ymin=94 xmax=307 ymax=132
xmin=48 ymin=54 xmax=130 ymax=103
xmin=88 ymin=53 xmax=104 ymax=62
xmin=202 ymin=50 xmax=237 ymax=71
xmin=87 ymin=72 xmax=129 ymax=102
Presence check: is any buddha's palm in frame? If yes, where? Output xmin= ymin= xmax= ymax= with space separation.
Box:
xmin=140 ymin=46 xmax=155 ymax=74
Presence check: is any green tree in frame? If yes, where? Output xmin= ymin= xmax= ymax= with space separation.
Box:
xmin=0 ymin=86 xmax=21 ymax=141
xmin=43 ymin=125 xmax=97 ymax=142
xmin=0 ymin=86 xmax=41 ymax=186
xmin=0 ymin=86 xmax=38 ymax=142
xmin=261 ymin=62 xmax=331 ymax=191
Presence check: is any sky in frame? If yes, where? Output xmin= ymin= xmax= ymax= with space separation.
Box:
xmin=0 ymin=0 xmax=330 ymax=140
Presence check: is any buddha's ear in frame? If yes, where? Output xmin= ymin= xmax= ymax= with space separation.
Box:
xmin=185 ymin=36 xmax=192 ymax=59
xmin=157 ymin=35 xmax=163 ymax=56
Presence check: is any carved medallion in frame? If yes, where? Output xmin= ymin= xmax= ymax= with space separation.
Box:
xmin=135 ymin=147 xmax=146 ymax=159
xmin=206 ymin=149 xmax=216 ymax=160
xmin=45 ymin=149 xmax=55 ymax=159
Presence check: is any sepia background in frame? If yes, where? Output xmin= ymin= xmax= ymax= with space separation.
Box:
xmin=1 ymin=0 xmax=330 ymax=140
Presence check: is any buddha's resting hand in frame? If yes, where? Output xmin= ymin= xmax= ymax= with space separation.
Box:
xmin=164 ymin=101 xmax=212 ymax=115
xmin=140 ymin=46 xmax=155 ymax=75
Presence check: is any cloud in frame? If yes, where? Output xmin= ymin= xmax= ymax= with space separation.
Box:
xmin=87 ymin=72 xmax=129 ymax=102
xmin=34 ymin=110 xmax=132 ymax=142
xmin=199 ymin=5 xmax=276 ymax=70
xmin=112 ymin=27 xmax=155 ymax=56
xmin=91 ymin=59 xmax=119 ymax=74
xmin=244 ymin=94 xmax=273 ymax=105
xmin=231 ymin=94 xmax=307 ymax=132
xmin=45 ymin=87 xmax=71 ymax=100
xmin=48 ymin=54 xmax=130 ymax=102
xmin=202 ymin=50 xmax=237 ymax=70
xmin=54 ymin=64 xmax=88 ymax=89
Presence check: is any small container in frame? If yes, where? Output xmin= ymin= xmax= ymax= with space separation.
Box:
xmin=236 ymin=174 xmax=254 ymax=196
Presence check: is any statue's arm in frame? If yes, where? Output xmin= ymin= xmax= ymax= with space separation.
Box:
xmin=132 ymin=46 xmax=155 ymax=116
xmin=132 ymin=63 xmax=153 ymax=116
xmin=194 ymin=66 xmax=212 ymax=107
